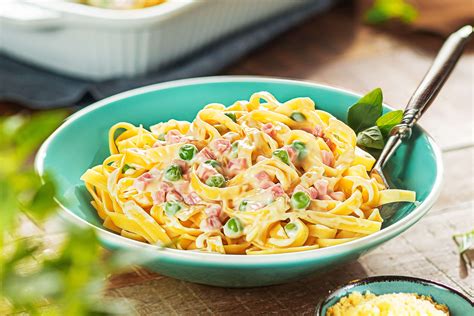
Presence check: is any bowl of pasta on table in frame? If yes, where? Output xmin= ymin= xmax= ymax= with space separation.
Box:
xmin=35 ymin=77 xmax=443 ymax=287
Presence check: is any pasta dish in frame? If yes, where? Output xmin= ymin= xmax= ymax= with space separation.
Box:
xmin=81 ymin=92 xmax=416 ymax=254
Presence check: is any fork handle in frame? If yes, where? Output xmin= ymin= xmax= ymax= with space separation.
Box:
xmin=375 ymin=25 xmax=473 ymax=170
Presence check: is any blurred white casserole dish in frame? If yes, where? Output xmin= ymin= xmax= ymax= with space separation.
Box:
xmin=0 ymin=0 xmax=312 ymax=80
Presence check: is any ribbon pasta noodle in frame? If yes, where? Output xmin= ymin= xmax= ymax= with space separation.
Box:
xmin=81 ymin=92 xmax=416 ymax=254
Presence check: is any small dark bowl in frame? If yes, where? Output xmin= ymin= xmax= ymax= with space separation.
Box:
xmin=315 ymin=275 xmax=473 ymax=315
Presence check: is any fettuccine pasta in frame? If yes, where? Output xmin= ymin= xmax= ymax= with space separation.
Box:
xmin=81 ymin=92 xmax=416 ymax=254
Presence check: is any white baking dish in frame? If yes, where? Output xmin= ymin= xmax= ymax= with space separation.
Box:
xmin=0 ymin=0 xmax=312 ymax=80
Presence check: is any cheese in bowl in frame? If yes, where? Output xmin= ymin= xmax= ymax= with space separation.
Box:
xmin=81 ymin=92 xmax=416 ymax=254
xmin=326 ymin=291 xmax=449 ymax=316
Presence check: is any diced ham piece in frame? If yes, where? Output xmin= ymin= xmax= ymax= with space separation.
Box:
xmin=284 ymin=145 xmax=297 ymax=164
xmin=210 ymin=139 xmax=231 ymax=154
xmin=314 ymin=179 xmax=329 ymax=197
xmin=196 ymin=163 xmax=219 ymax=182
xmin=205 ymin=204 xmax=222 ymax=218
xmin=262 ymin=123 xmax=277 ymax=138
xmin=303 ymin=125 xmax=323 ymax=137
xmin=323 ymin=136 xmax=337 ymax=152
xmin=165 ymin=130 xmax=187 ymax=144
xmin=172 ymin=159 xmax=189 ymax=174
xmin=308 ymin=187 xmax=319 ymax=200
xmin=254 ymin=171 xmax=274 ymax=189
xmin=160 ymin=182 xmax=172 ymax=192
xmin=227 ymin=158 xmax=248 ymax=178
xmin=329 ymin=191 xmax=345 ymax=201
xmin=270 ymin=184 xmax=285 ymax=199
xmin=200 ymin=216 xmax=222 ymax=232
xmin=166 ymin=190 xmax=183 ymax=202
xmin=321 ymin=150 xmax=335 ymax=167
xmin=133 ymin=172 xmax=155 ymax=192
xmin=196 ymin=147 xmax=217 ymax=161
xmin=151 ymin=191 xmax=166 ymax=204
xmin=294 ymin=184 xmax=318 ymax=200
xmin=183 ymin=191 xmax=202 ymax=205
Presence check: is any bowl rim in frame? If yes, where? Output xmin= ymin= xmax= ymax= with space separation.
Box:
xmin=314 ymin=275 xmax=474 ymax=315
xmin=35 ymin=75 xmax=444 ymax=266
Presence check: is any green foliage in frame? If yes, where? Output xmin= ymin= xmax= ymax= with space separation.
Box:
xmin=347 ymin=89 xmax=403 ymax=153
xmin=0 ymin=112 xmax=135 ymax=315
xmin=356 ymin=126 xmax=385 ymax=150
xmin=376 ymin=110 xmax=404 ymax=137
xmin=347 ymin=88 xmax=383 ymax=133
xmin=365 ymin=0 xmax=418 ymax=25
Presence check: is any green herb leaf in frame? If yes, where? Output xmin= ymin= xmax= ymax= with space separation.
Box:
xmin=453 ymin=230 xmax=474 ymax=254
xmin=239 ymin=200 xmax=248 ymax=211
xmin=376 ymin=110 xmax=403 ymax=137
xmin=224 ymin=113 xmax=237 ymax=123
xmin=357 ymin=126 xmax=385 ymax=150
xmin=121 ymin=164 xmax=135 ymax=174
xmin=347 ymin=88 xmax=383 ymax=133
xmin=204 ymin=160 xmax=220 ymax=168
xmin=273 ymin=149 xmax=290 ymax=165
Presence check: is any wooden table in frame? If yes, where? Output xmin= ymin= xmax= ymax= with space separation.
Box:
xmin=8 ymin=3 xmax=474 ymax=315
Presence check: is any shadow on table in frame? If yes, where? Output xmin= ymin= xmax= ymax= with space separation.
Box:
xmin=108 ymin=260 xmax=369 ymax=315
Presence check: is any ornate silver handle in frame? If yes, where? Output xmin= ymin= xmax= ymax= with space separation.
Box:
xmin=374 ymin=25 xmax=473 ymax=171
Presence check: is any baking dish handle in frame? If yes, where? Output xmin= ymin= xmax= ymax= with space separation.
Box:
xmin=0 ymin=2 xmax=63 ymax=30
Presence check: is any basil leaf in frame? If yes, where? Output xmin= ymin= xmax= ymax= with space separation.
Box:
xmin=376 ymin=110 xmax=403 ymax=137
xmin=357 ymin=126 xmax=384 ymax=149
xmin=347 ymin=88 xmax=383 ymax=133
xmin=453 ymin=230 xmax=474 ymax=254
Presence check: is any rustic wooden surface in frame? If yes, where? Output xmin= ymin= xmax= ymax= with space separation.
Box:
xmin=5 ymin=2 xmax=474 ymax=315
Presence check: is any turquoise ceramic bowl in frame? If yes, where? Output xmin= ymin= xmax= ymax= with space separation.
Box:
xmin=35 ymin=77 xmax=443 ymax=287
xmin=316 ymin=276 xmax=473 ymax=315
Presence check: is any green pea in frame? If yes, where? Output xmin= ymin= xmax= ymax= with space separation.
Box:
xmin=239 ymin=200 xmax=248 ymax=211
xmin=206 ymin=174 xmax=225 ymax=187
xmin=292 ymin=141 xmax=307 ymax=159
xmin=158 ymin=133 xmax=166 ymax=141
xmin=179 ymin=144 xmax=197 ymax=161
xmin=231 ymin=141 xmax=239 ymax=158
xmin=121 ymin=164 xmax=135 ymax=173
xmin=225 ymin=113 xmax=237 ymax=123
xmin=164 ymin=164 xmax=182 ymax=181
xmin=204 ymin=160 xmax=220 ymax=168
xmin=291 ymin=191 xmax=310 ymax=210
xmin=164 ymin=202 xmax=182 ymax=217
xmin=272 ymin=149 xmax=290 ymax=165
xmin=223 ymin=217 xmax=244 ymax=238
xmin=284 ymin=222 xmax=298 ymax=236
xmin=290 ymin=111 xmax=306 ymax=122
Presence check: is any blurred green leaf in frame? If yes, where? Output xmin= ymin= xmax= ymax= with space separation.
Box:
xmin=453 ymin=230 xmax=474 ymax=254
xmin=365 ymin=0 xmax=418 ymax=25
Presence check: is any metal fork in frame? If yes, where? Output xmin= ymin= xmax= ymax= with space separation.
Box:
xmin=370 ymin=25 xmax=473 ymax=188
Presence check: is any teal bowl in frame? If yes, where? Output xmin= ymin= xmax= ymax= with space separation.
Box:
xmin=316 ymin=276 xmax=473 ymax=315
xmin=35 ymin=77 xmax=443 ymax=287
